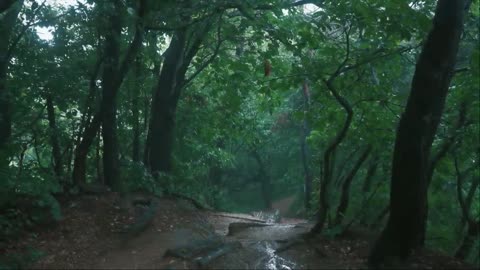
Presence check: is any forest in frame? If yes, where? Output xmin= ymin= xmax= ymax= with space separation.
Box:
xmin=0 ymin=0 xmax=479 ymax=269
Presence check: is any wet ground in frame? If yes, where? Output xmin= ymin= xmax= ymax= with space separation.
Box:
xmin=4 ymin=193 xmax=476 ymax=269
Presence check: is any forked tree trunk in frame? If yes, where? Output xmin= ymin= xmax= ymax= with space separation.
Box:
xmin=145 ymin=21 xmax=211 ymax=174
xmin=144 ymin=30 xmax=188 ymax=173
xmin=72 ymin=0 xmax=145 ymax=187
xmin=368 ymin=0 xmax=466 ymax=265
xmin=311 ymin=79 xmax=353 ymax=234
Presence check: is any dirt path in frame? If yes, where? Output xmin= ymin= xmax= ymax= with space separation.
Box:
xmin=4 ymin=193 xmax=476 ymax=269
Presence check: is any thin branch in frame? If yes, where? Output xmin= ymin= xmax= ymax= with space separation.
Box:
xmin=329 ymin=24 xmax=352 ymax=82
xmin=183 ymin=15 xmax=224 ymax=87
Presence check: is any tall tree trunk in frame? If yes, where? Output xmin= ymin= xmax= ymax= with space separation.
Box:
xmin=101 ymin=0 xmax=122 ymax=190
xmin=368 ymin=0 xmax=466 ymax=265
xmin=72 ymin=0 xmax=146 ymax=186
xmin=145 ymin=17 xmax=215 ymax=174
xmin=144 ymin=31 xmax=187 ymax=173
xmin=0 ymin=0 xmax=22 ymax=167
xmin=334 ymin=145 xmax=371 ymax=226
xmin=46 ymin=94 xmax=63 ymax=180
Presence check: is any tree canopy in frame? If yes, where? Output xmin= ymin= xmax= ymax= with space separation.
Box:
xmin=0 ymin=0 xmax=479 ymax=268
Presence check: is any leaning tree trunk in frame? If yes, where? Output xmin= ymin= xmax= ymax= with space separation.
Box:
xmin=368 ymin=0 xmax=466 ymax=265
xmin=144 ymin=30 xmax=188 ymax=173
xmin=0 ymin=0 xmax=22 ymax=167
xmin=145 ymin=21 xmax=211 ymax=174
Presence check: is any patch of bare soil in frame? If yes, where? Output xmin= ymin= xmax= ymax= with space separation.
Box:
xmin=4 ymin=192 xmax=209 ymax=269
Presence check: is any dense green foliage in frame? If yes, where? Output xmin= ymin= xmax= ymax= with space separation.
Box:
xmin=0 ymin=0 xmax=478 ymax=267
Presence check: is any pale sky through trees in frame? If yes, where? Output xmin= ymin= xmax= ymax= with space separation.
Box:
xmin=36 ymin=0 xmax=77 ymax=40
xmin=36 ymin=1 xmax=320 ymax=41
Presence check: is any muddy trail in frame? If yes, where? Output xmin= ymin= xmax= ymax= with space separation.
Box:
xmin=3 ymin=193 xmax=474 ymax=269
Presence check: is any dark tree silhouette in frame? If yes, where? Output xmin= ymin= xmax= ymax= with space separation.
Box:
xmin=368 ymin=0 xmax=468 ymax=265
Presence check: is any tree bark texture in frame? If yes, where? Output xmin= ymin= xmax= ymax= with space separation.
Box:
xmin=368 ymin=0 xmax=466 ymax=265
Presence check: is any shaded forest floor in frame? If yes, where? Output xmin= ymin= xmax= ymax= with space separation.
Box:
xmin=3 ymin=192 xmax=476 ymax=269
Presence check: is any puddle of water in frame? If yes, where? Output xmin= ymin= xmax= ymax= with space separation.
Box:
xmin=252 ymin=241 xmax=297 ymax=270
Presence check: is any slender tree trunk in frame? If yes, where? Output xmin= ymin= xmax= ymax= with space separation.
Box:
xmin=131 ymin=58 xmax=141 ymax=162
xmin=460 ymin=178 xmax=479 ymax=229
xmin=359 ymin=154 xmax=379 ymax=225
xmin=46 ymin=94 xmax=63 ymax=180
xmin=96 ymin=129 xmax=103 ymax=184
xmin=334 ymin=147 xmax=360 ymax=187
xmin=0 ymin=0 xmax=22 ymax=167
xmin=301 ymin=80 xmax=312 ymax=210
xmin=362 ymin=154 xmax=379 ymax=194
xmin=369 ymin=0 xmax=466 ymax=265
xmin=252 ymin=149 xmax=272 ymax=210
xmin=455 ymin=220 xmax=479 ymax=260
xmin=454 ymin=154 xmax=478 ymax=260
xmin=73 ymin=114 xmax=103 ymax=186
xmin=301 ymin=136 xmax=312 ymax=210
xmin=311 ymin=80 xmax=353 ymax=234
xmin=334 ymin=145 xmax=371 ymax=226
